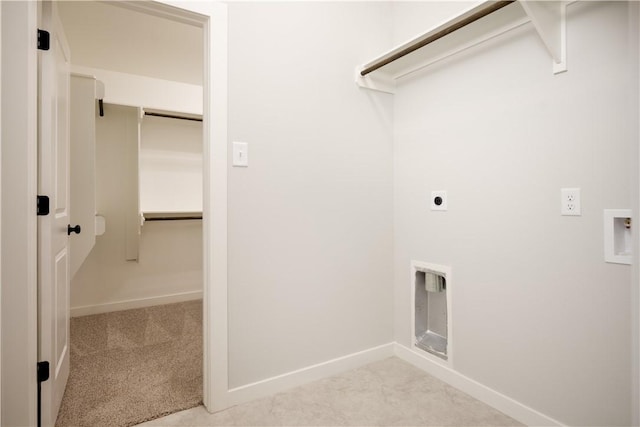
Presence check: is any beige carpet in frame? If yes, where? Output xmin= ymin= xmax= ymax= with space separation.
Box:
xmin=56 ymin=300 xmax=203 ymax=427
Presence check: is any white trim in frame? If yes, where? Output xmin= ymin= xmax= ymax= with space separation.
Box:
xmin=0 ymin=1 xmax=38 ymax=425
xmin=69 ymin=291 xmax=203 ymax=317
xmin=0 ymin=0 xmax=3 ymax=421
xmin=217 ymin=340 xmax=564 ymax=426
xmin=633 ymin=2 xmax=640 ymax=424
xmin=132 ymin=0 xmax=229 ymax=413
xmin=394 ymin=343 xmax=565 ymax=427
xmin=0 ymin=1 xmax=3 ymax=421
xmin=227 ymin=343 xmax=395 ymax=407
xmin=203 ymin=2 xmax=229 ymax=412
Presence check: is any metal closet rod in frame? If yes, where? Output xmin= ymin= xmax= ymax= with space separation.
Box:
xmin=360 ymin=0 xmax=515 ymax=77
xmin=145 ymin=216 xmax=202 ymax=221
xmin=144 ymin=111 xmax=203 ymax=122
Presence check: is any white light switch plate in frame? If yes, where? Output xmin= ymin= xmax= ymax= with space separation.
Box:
xmin=233 ymin=142 xmax=248 ymax=167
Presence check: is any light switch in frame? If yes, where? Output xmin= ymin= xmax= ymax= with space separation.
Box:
xmin=233 ymin=142 xmax=248 ymax=167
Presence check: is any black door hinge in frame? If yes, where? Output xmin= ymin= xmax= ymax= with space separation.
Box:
xmin=37 ymin=29 xmax=50 ymax=51
xmin=37 ymin=361 xmax=50 ymax=427
xmin=37 ymin=361 xmax=50 ymax=383
xmin=37 ymin=195 xmax=50 ymax=216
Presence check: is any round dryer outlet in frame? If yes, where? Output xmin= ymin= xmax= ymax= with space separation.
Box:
xmin=431 ymin=191 xmax=447 ymax=211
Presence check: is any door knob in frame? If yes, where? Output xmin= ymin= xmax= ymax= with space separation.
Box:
xmin=67 ymin=224 xmax=81 ymax=235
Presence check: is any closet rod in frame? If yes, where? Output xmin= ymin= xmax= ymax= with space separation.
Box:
xmin=360 ymin=0 xmax=515 ymax=77
xmin=145 ymin=216 xmax=202 ymax=221
xmin=144 ymin=112 xmax=203 ymax=122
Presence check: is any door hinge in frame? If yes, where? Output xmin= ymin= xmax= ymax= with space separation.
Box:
xmin=37 ymin=361 xmax=50 ymax=383
xmin=37 ymin=361 xmax=49 ymax=427
xmin=37 ymin=195 xmax=50 ymax=216
xmin=37 ymin=29 xmax=50 ymax=51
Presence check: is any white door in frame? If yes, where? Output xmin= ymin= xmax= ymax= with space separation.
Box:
xmin=38 ymin=1 xmax=71 ymax=426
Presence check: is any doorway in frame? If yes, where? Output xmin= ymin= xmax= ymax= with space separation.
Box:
xmin=0 ymin=0 xmax=228 ymax=424
xmin=52 ymin=2 xmax=206 ymax=425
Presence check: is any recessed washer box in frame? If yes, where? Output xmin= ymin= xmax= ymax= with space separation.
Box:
xmin=411 ymin=261 xmax=452 ymax=365
xmin=604 ymin=209 xmax=631 ymax=265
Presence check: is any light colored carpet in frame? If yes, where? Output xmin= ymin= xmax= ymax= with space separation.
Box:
xmin=138 ymin=357 xmax=523 ymax=427
xmin=56 ymin=300 xmax=203 ymax=427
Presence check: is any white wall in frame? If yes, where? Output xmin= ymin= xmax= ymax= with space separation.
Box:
xmin=392 ymin=1 xmax=636 ymax=425
xmin=140 ymin=115 xmax=203 ymax=214
xmin=227 ymin=2 xmax=394 ymax=389
xmin=70 ymin=104 xmax=202 ymax=315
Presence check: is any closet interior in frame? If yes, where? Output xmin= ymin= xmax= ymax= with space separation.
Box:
xmin=56 ymin=1 xmax=205 ymax=425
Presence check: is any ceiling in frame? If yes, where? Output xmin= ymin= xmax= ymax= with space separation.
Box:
xmin=58 ymin=1 xmax=203 ymax=85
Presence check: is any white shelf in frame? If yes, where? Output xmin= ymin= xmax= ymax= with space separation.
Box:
xmin=355 ymin=1 xmax=567 ymax=94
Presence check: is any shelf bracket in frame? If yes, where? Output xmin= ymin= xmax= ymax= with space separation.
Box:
xmin=519 ymin=0 xmax=567 ymax=74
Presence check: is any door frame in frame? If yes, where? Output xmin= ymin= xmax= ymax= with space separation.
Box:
xmin=0 ymin=0 xmax=229 ymax=422
xmin=633 ymin=2 xmax=640 ymax=426
xmin=0 ymin=1 xmax=39 ymax=425
xmin=153 ymin=0 xmax=230 ymax=412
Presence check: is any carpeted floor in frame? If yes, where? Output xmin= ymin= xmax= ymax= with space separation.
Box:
xmin=55 ymin=300 xmax=203 ymax=427
xmin=138 ymin=357 xmax=522 ymax=426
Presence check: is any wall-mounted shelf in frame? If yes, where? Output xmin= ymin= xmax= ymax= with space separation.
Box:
xmin=355 ymin=0 xmax=567 ymax=94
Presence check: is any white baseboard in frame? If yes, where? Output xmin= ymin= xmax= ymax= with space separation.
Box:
xmin=222 ymin=342 xmax=563 ymax=427
xmin=394 ymin=343 xmax=565 ymax=427
xmin=226 ymin=343 xmax=395 ymax=407
xmin=70 ymin=290 xmax=203 ymax=317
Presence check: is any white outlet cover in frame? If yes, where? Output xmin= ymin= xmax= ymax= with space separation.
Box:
xmin=431 ymin=191 xmax=447 ymax=211
xmin=561 ymin=188 xmax=581 ymax=216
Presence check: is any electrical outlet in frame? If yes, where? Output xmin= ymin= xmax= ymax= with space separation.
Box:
xmin=431 ymin=191 xmax=447 ymax=211
xmin=561 ymin=188 xmax=581 ymax=216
